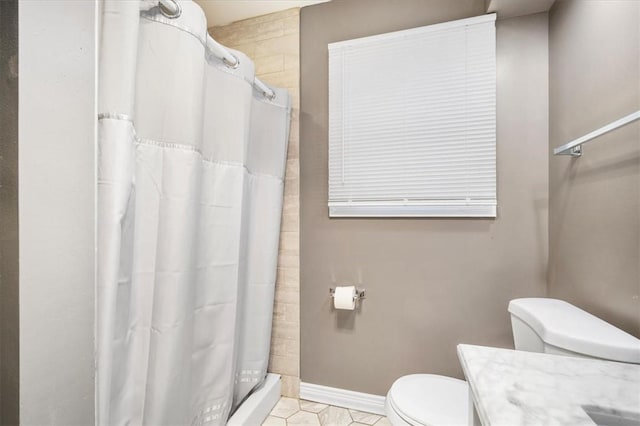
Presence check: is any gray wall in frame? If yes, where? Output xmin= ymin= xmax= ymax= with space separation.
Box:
xmin=0 ymin=1 xmax=19 ymax=424
xmin=548 ymin=1 xmax=640 ymax=337
xmin=19 ymin=1 xmax=96 ymax=424
xmin=300 ymin=0 xmax=549 ymax=395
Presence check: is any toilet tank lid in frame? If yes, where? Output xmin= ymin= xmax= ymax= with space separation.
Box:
xmin=508 ymin=298 xmax=640 ymax=364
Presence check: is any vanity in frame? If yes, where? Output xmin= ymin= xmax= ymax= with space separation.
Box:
xmin=457 ymin=344 xmax=640 ymax=426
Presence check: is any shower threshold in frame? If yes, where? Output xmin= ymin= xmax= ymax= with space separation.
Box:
xmin=227 ymin=373 xmax=281 ymax=426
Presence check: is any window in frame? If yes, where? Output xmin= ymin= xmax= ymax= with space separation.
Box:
xmin=328 ymin=14 xmax=497 ymax=217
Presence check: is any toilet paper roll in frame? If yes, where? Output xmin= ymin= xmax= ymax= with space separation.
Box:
xmin=333 ymin=286 xmax=356 ymax=310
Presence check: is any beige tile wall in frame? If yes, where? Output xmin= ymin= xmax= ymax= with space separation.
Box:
xmin=210 ymin=8 xmax=300 ymax=398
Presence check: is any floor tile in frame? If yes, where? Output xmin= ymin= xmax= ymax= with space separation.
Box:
xmin=300 ymin=400 xmax=329 ymax=413
xmin=270 ymin=397 xmax=300 ymax=418
xmin=262 ymin=415 xmax=287 ymax=426
xmin=349 ymin=410 xmax=381 ymax=425
xmin=267 ymin=397 xmax=388 ymax=426
xmin=318 ymin=406 xmax=352 ymax=426
xmin=287 ymin=410 xmax=321 ymax=425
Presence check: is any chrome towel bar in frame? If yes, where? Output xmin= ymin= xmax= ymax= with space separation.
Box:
xmin=554 ymin=110 xmax=640 ymax=157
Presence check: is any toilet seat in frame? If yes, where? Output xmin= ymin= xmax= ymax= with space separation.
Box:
xmin=385 ymin=374 xmax=469 ymax=426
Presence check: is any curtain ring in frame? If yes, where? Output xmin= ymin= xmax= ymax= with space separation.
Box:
xmin=159 ymin=0 xmax=182 ymax=19
xmin=223 ymin=54 xmax=240 ymax=69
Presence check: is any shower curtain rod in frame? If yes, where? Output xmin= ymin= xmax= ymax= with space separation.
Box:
xmin=158 ymin=0 xmax=277 ymax=101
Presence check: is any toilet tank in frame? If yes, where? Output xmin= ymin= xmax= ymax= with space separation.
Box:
xmin=508 ymin=298 xmax=640 ymax=364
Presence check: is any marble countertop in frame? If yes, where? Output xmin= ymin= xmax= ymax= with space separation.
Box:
xmin=457 ymin=344 xmax=640 ymax=426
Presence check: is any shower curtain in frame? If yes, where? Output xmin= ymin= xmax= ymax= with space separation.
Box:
xmin=97 ymin=1 xmax=290 ymax=425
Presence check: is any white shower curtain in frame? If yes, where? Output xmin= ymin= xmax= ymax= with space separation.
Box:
xmin=97 ymin=1 xmax=290 ymax=425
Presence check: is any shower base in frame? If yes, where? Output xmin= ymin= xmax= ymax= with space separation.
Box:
xmin=227 ymin=373 xmax=281 ymax=425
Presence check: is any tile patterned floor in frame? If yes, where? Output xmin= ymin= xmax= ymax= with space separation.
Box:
xmin=263 ymin=397 xmax=391 ymax=426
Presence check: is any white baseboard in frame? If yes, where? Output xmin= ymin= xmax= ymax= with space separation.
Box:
xmin=299 ymin=382 xmax=386 ymax=416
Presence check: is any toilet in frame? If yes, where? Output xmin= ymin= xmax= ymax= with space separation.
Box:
xmin=385 ymin=298 xmax=640 ymax=426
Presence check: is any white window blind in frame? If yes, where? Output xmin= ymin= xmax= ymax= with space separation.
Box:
xmin=328 ymin=14 xmax=497 ymax=217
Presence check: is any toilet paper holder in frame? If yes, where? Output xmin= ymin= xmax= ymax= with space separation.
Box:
xmin=329 ymin=287 xmax=366 ymax=302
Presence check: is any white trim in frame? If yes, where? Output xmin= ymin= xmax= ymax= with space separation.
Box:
xmin=299 ymin=382 xmax=386 ymax=416
xmin=227 ymin=374 xmax=281 ymax=426
xmin=328 ymin=13 xmax=496 ymax=50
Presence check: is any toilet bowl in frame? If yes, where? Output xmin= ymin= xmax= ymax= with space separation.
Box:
xmin=385 ymin=375 xmax=468 ymax=426
xmin=385 ymin=298 xmax=640 ymax=426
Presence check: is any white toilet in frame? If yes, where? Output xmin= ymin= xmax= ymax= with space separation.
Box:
xmin=385 ymin=298 xmax=640 ymax=426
